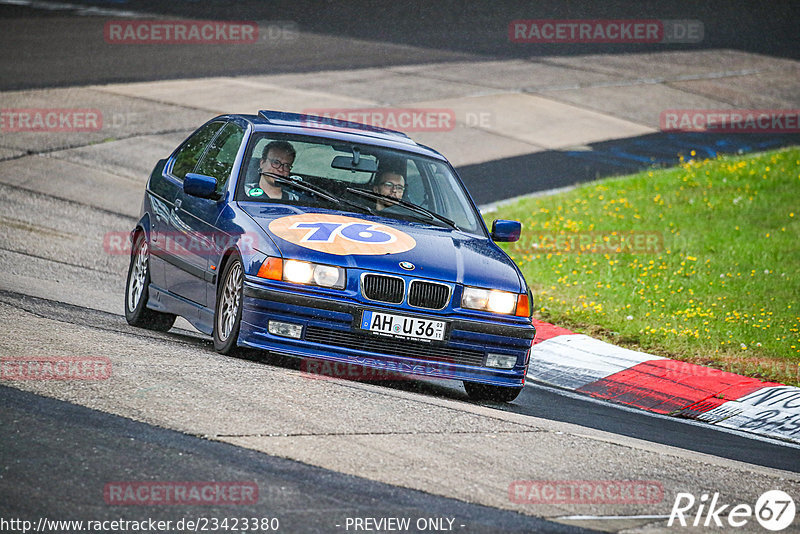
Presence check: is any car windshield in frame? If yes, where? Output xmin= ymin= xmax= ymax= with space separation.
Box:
xmin=236 ymin=133 xmax=485 ymax=235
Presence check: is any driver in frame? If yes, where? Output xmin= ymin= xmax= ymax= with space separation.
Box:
xmin=372 ymin=165 xmax=406 ymax=211
xmin=246 ymin=140 xmax=300 ymax=200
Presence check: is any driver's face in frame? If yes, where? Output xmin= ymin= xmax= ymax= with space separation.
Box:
xmin=374 ymin=172 xmax=405 ymax=200
xmin=260 ymin=148 xmax=295 ymax=178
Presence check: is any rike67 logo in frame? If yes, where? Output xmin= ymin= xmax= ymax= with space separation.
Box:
xmin=669 ymin=490 xmax=796 ymax=531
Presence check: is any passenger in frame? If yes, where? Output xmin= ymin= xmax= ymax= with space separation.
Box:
xmin=372 ymin=167 xmax=406 ymax=211
xmin=246 ymin=140 xmax=299 ymax=200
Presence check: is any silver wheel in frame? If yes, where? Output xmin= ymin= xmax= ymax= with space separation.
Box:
xmin=127 ymin=238 xmax=148 ymax=313
xmin=217 ymin=261 xmax=242 ymax=342
xmin=125 ymin=232 xmax=175 ymax=331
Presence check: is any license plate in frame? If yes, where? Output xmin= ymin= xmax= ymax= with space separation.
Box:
xmin=360 ymin=310 xmax=446 ymax=341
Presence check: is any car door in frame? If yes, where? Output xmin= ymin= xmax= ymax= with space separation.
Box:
xmin=166 ymin=121 xmax=246 ymax=307
xmin=152 ymin=120 xmax=225 ymax=303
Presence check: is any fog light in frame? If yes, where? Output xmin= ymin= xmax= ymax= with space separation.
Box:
xmin=486 ymin=353 xmax=517 ymax=369
xmin=268 ymin=320 xmax=303 ymax=339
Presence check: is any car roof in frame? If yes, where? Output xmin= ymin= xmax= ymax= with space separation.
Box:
xmin=229 ymin=110 xmax=447 ymax=160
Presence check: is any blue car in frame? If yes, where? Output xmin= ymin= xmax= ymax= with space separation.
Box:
xmin=125 ymin=110 xmax=535 ymax=402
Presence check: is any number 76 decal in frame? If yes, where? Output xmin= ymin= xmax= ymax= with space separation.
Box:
xmin=290 ymin=221 xmax=397 ymax=244
xmin=269 ymin=214 xmax=416 ymax=255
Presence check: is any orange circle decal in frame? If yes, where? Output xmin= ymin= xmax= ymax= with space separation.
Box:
xmin=268 ymin=214 xmax=416 ymax=256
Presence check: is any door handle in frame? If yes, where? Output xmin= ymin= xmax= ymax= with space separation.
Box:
xmin=174 ymin=199 xmax=182 ymax=211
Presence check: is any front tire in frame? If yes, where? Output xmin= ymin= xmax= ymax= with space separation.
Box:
xmin=125 ymin=232 xmax=176 ymax=332
xmin=213 ymin=254 xmax=243 ymax=354
xmin=464 ymin=381 xmax=522 ymax=403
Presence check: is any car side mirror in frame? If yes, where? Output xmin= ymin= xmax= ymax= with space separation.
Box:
xmin=491 ymin=219 xmax=521 ymax=242
xmin=184 ymin=173 xmax=220 ymax=200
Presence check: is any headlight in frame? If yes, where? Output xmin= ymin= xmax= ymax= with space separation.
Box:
xmin=487 ymin=290 xmax=516 ymax=314
xmin=461 ymin=286 xmax=530 ymax=317
xmin=283 ymin=260 xmax=314 ymax=284
xmin=313 ymin=264 xmax=344 ymax=287
xmin=257 ymin=258 xmax=345 ymax=289
xmin=461 ymin=287 xmax=490 ymax=310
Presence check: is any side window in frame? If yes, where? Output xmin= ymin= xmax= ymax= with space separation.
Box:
xmin=427 ymin=162 xmax=473 ymax=231
xmin=405 ymin=159 xmax=427 ymax=206
xmin=171 ymin=121 xmax=224 ymax=180
xmin=195 ymin=122 xmax=245 ymax=192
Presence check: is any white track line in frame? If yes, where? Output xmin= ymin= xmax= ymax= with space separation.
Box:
xmin=0 ymin=0 xmax=156 ymax=17
xmin=556 ymin=514 xmax=670 ymax=521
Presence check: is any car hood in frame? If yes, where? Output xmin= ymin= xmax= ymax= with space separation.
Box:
xmin=240 ymin=203 xmax=524 ymax=293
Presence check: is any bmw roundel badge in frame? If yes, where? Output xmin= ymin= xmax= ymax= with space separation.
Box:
xmin=399 ymin=261 xmax=415 ymax=271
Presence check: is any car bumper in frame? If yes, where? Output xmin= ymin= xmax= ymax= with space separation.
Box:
xmin=240 ymin=280 xmax=535 ymax=388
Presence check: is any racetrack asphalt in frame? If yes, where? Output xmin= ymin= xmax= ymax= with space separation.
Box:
xmin=2 ymin=0 xmax=800 ymax=203
xmin=1 ymin=385 xmax=588 ymax=533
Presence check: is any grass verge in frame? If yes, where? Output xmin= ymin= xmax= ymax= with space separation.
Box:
xmin=489 ymin=147 xmax=800 ymax=386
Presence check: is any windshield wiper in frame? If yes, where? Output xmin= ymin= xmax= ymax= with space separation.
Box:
xmin=266 ymin=173 xmax=373 ymax=214
xmin=345 ymin=187 xmax=460 ymax=231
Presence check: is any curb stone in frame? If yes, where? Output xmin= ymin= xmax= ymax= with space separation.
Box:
xmin=528 ymin=320 xmax=800 ymax=444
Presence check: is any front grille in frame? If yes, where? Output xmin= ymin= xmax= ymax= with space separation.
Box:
xmin=408 ymin=280 xmax=450 ymax=310
xmin=304 ymin=326 xmax=485 ymax=367
xmin=361 ymin=274 xmax=404 ymax=304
